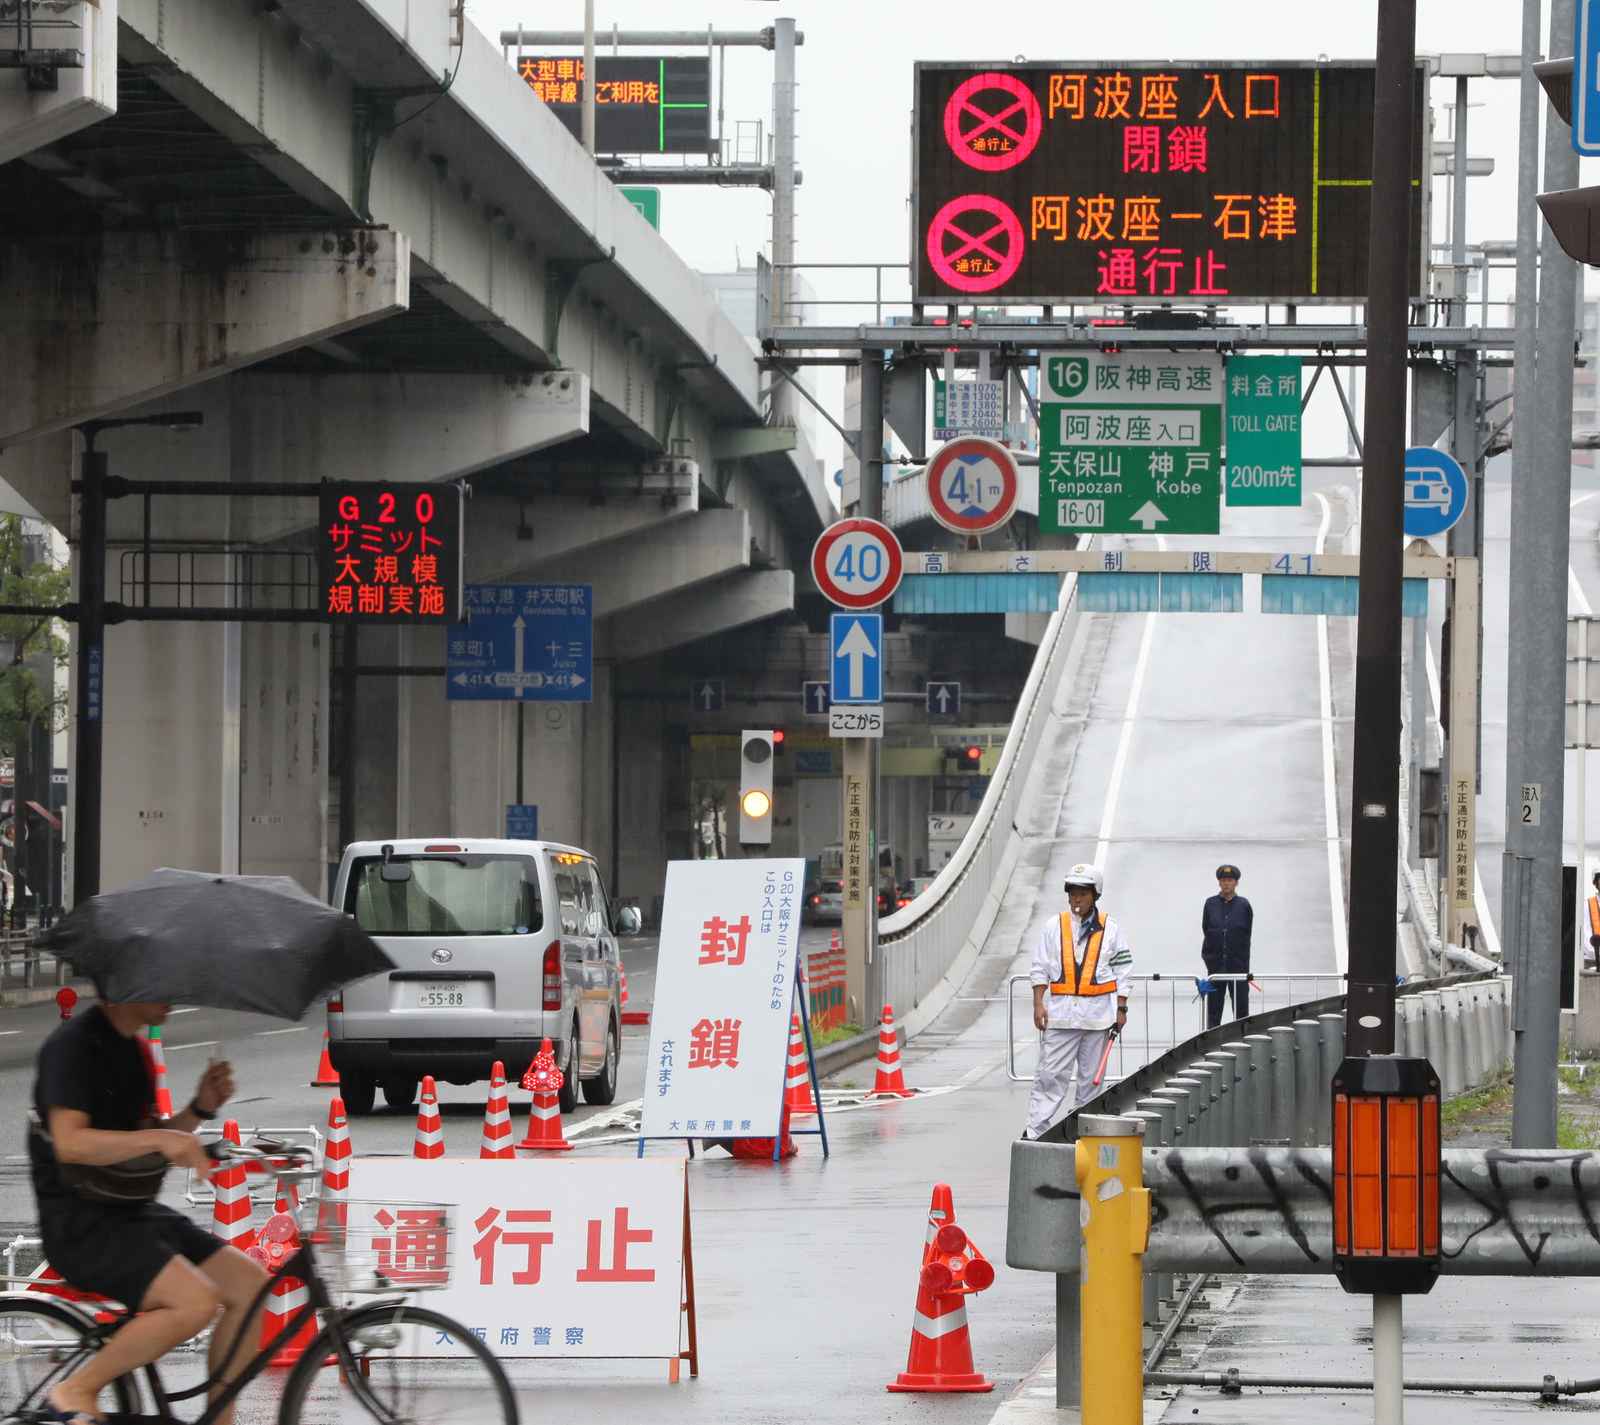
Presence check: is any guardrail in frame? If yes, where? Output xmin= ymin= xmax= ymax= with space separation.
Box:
xmin=875 ymin=562 xmax=1086 ymax=1037
xmin=1005 ymin=972 xmax=1348 ymax=1082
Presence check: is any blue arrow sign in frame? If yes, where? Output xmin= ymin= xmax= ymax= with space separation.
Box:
xmin=1579 ymin=0 xmax=1600 ymax=154
xmin=927 ymin=682 xmax=961 ymax=716
xmin=830 ymin=613 xmax=882 ymax=706
xmin=448 ymin=585 xmax=592 ymax=702
xmin=691 ymin=679 xmax=724 ymax=713
xmin=1403 ymin=447 xmax=1468 ymax=538
xmin=803 ymin=680 xmax=831 ymax=715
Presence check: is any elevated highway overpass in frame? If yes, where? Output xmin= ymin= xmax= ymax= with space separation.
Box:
xmin=0 ymin=0 xmax=830 ymax=909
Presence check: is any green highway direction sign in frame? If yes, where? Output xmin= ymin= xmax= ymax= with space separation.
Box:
xmin=619 ymin=186 xmax=660 ymax=229
xmin=1225 ymin=355 xmax=1302 ymax=506
xmin=1040 ymin=353 xmax=1223 ymax=535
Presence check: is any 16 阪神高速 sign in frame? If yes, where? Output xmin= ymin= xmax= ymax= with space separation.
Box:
xmin=1039 ymin=351 xmax=1222 ymax=535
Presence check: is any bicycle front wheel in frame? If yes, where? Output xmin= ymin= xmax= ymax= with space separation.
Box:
xmin=278 ymin=1303 xmax=517 ymax=1425
xmin=0 ymin=1296 xmax=137 ymax=1424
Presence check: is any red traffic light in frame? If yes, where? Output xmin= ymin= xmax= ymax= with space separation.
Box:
xmin=772 ymin=730 xmax=786 ymax=745
xmin=963 ymin=746 xmax=982 ymax=765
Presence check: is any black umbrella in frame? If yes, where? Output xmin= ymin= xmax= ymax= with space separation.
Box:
xmin=38 ymin=867 xmax=395 ymax=1020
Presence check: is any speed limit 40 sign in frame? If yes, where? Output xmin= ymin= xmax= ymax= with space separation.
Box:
xmin=811 ymin=518 xmax=904 ymax=609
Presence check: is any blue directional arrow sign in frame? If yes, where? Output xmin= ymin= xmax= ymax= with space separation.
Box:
xmin=803 ymin=680 xmax=831 ymax=715
xmin=690 ymin=679 xmax=724 ymax=713
xmin=830 ymin=613 xmax=882 ymax=706
xmin=1402 ymin=447 xmax=1468 ymax=538
xmin=448 ymin=585 xmax=592 ymax=702
xmin=927 ymin=682 xmax=961 ymax=716
xmin=1578 ymin=0 xmax=1600 ymax=154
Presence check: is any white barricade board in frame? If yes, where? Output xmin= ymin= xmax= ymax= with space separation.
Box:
xmin=640 ymin=858 xmax=807 ymax=1141
xmin=343 ymin=1158 xmax=688 ymax=1360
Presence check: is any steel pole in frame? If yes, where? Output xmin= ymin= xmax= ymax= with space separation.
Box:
xmin=70 ymin=447 xmax=106 ymax=908
xmin=1512 ymin=0 xmax=1579 ymax=1149
xmin=858 ymin=350 xmax=885 ymax=1016
xmin=581 ymin=0 xmax=596 ymax=156
xmin=1346 ymin=0 xmax=1418 ymax=1058
xmin=1372 ymin=1295 xmax=1405 ymax=1425
xmin=338 ymin=623 xmax=359 ymax=853
xmin=1505 ymin=0 xmax=1544 ymax=943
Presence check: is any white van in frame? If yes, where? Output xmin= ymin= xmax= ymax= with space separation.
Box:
xmin=327 ymin=838 xmax=640 ymax=1115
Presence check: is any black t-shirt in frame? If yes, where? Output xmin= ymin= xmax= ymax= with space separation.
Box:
xmin=30 ymin=1004 xmax=155 ymax=1203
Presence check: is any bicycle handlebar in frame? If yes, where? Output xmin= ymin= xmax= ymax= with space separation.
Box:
xmin=205 ymin=1137 xmax=316 ymax=1172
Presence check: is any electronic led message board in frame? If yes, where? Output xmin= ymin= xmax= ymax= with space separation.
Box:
xmin=914 ymin=62 xmax=1425 ymax=305
xmin=318 ymin=482 xmax=464 ymax=624
xmin=518 ymin=55 xmax=712 ymax=154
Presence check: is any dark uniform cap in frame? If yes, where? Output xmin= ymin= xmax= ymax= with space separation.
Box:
xmin=1216 ymin=864 xmax=1241 ymax=880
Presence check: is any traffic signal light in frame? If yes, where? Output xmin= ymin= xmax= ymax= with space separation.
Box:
xmin=772 ymin=729 xmax=786 ymax=746
xmin=943 ymin=744 xmax=983 ymax=771
xmin=739 ymin=730 xmax=774 ymax=845
xmin=1535 ymin=56 xmax=1600 ymax=265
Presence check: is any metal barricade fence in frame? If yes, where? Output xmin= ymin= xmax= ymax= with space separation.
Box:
xmin=1006 ymin=972 xmax=1348 ymax=1083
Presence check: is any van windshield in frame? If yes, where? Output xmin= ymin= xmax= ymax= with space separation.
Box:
xmin=345 ymin=856 xmax=543 ymax=936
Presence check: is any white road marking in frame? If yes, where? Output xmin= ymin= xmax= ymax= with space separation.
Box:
xmin=0 ymin=1031 xmax=21 ymax=1038
xmin=255 ymin=1026 xmax=307 ymax=1036
xmin=1313 ymin=492 xmax=1350 ymax=973
xmin=167 ymin=1007 xmax=200 ymax=1015
xmin=163 ymin=1040 xmax=220 ymax=1052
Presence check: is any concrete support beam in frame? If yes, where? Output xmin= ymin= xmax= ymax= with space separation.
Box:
xmin=516 ymin=509 xmax=751 ymax=617
xmin=0 ymin=228 xmax=409 ymax=446
xmin=469 ymin=486 xmax=699 ymax=584
xmin=598 ymin=570 xmax=794 ymax=661
xmin=0 ymin=0 xmax=115 ymax=166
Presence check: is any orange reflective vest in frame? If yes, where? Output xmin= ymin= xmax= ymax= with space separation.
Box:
xmin=1050 ymin=911 xmax=1116 ymax=997
xmin=1590 ymin=896 xmax=1600 ymax=938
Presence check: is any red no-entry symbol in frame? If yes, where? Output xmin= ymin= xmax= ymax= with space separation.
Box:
xmin=926 ymin=195 xmax=1024 ymax=294
xmin=943 ymin=72 xmax=1042 ymax=171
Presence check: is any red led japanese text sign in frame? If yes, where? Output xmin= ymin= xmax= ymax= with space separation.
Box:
xmin=915 ymin=62 xmax=1425 ymax=305
xmin=318 ymin=482 xmax=464 ymax=623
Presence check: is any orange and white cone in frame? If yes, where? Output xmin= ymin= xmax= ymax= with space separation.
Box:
xmin=310 ymin=1031 xmax=340 ymax=1088
xmin=782 ymin=1014 xmax=817 ymax=1115
xmin=480 ymin=1060 xmax=514 ymax=1159
xmin=516 ymin=1039 xmax=572 ymax=1151
xmin=413 ymin=1075 xmax=444 ymax=1159
xmin=210 ymin=1118 xmax=253 ymax=1250
xmin=868 ymin=1005 xmax=913 ymax=1098
xmin=317 ymin=1097 xmax=350 ymax=1230
xmin=887 ymin=1184 xmax=994 ymax=1393
xmin=254 ymin=1205 xmax=315 ymax=1367
xmin=146 ymin=1027 xmax=175 ymax=1119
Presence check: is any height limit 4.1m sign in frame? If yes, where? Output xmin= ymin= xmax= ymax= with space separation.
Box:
xmin=1039 ymin=352 xmax=1222 ymax=535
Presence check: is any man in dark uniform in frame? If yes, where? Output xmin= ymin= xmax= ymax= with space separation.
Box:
xmin=1201 ymin=864 xmax=1253 ymax=1028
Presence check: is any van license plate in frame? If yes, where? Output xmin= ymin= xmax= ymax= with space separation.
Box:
xmin=418 ymin=983 xmax=467 ymax=1008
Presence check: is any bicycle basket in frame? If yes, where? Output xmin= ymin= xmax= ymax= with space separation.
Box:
xmin=310 ymin=1201 xmax=454 ymax=1295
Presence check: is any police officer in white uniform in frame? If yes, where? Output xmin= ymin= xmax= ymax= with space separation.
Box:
xmin=1023 ymin=863 xmax=1132 ymax=1139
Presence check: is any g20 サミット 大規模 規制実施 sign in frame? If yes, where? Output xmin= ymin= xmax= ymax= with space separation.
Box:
xmin=915 ymin=62 xmax=1425 ymax=305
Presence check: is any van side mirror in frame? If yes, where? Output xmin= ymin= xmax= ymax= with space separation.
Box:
xmin=616 ymin=905 xmax=642 ymax=936
xmin=379 ymin=860 xmax=412 ymax=883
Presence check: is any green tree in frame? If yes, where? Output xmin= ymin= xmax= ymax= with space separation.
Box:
xmin=0 ymin=518 xmax=69 ymax=758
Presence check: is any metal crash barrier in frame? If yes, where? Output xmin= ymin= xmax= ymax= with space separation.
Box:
xmin=1006 ymin=973 xmax=1517 ymax=1412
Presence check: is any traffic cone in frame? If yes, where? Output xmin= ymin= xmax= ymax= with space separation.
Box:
xmin=515 ymin=1039 xmax=572 ymax=1151
xmin=310 ymin=1031 xmax=340 ymax=1088
xmin=256 ymin=1206 xmax=315 ymax=1367
xmin=730 ymin=1107 xmax=797 ymax=1160
xmin=887 ymin=1185 xmax=994 ymax=1393
xmin=147 ymin=1026 xmax=174 ymax=1119
xmin=480 ymin=1061 xmax=514 ymax=1159
xmin=210 ymin=1119 xmax=253 ymax=1250
xmin=782 ymin=1014 xmax=817 ymax=1115
xmin=620 ymin=964 xmax=629 ymax=1006
xmin=868 ymin=1005 xmax=913 ymax=1098
xmin=413 ymin=1075 xmax=444 ymax=1159
xmin=321 ymin=1096 xmax=350 ymax=1201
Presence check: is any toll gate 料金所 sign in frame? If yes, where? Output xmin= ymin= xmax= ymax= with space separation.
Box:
xmin=318 ymin=482 xmax=464 ymax=623
xmin=915 ymin=62 xmax=1426 ymax=304
xmin=641 ymin=858 xmax=807 ymax=1143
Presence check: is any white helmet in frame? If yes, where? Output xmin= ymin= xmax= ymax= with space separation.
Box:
xmin=1063 ymin=863 xmax=1104 ymax=897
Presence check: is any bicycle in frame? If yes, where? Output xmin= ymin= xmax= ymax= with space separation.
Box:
xmin=0 ymin=1141 xmax=518 ymax=1425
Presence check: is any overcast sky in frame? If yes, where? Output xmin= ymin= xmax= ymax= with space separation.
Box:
xmin=468 ymin=1 xmax=1573 ymax=478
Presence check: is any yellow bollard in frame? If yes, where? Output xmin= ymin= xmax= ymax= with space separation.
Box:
xmin=1075 ymin=1114 xmax=1150 ymax=1425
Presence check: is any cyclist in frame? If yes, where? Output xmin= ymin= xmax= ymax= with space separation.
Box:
xmin=29 ymin=995 xmax=269 ymax=1425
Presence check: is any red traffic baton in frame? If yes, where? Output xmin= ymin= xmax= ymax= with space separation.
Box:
xmin=1091 ymin=1024 xmax=1120 ymax=1088
xmin=55 ymin=987 xmax=78 ymax=1020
